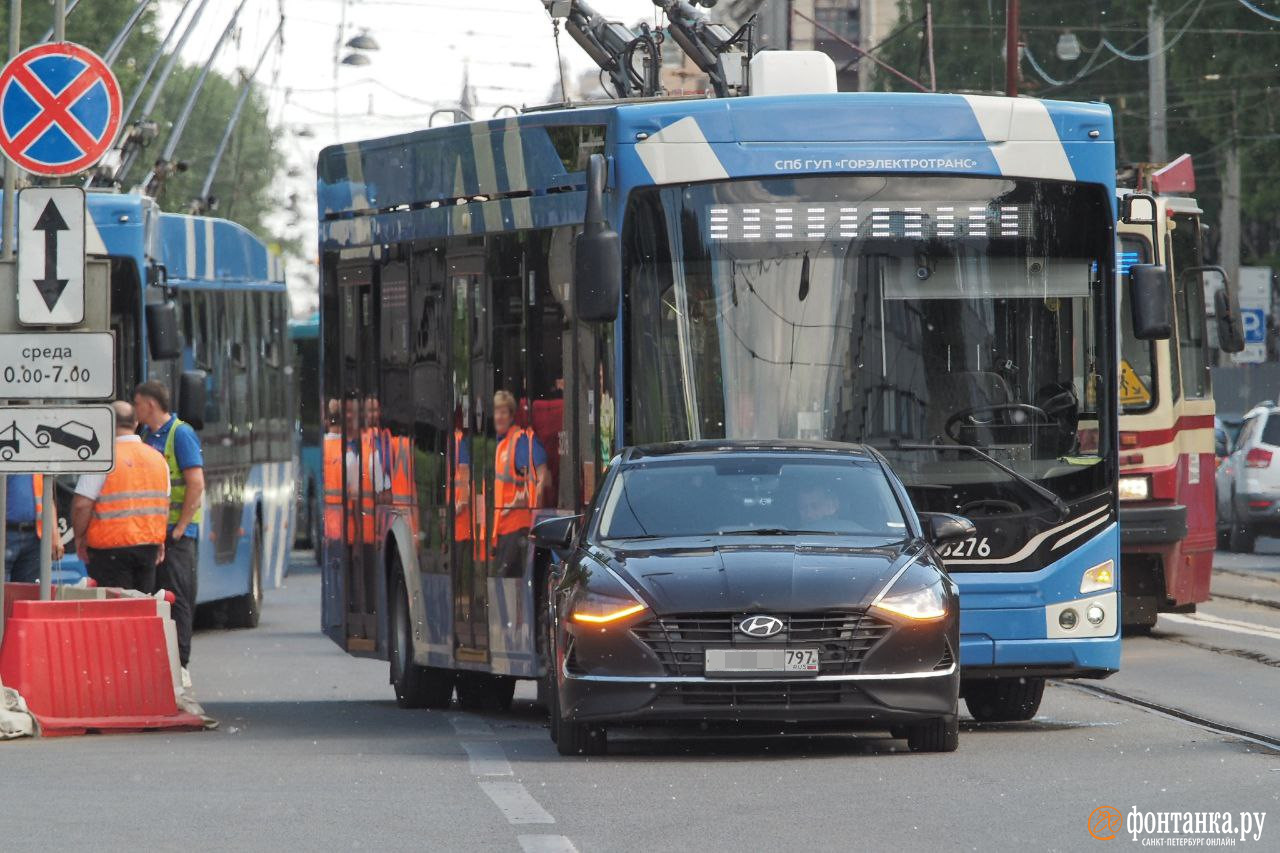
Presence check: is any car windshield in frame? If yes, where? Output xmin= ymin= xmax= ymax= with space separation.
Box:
xmin=597 ymin=457 xmax=907 ymax=540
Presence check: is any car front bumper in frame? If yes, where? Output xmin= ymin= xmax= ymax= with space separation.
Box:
xmin=559 ymin=666 xmax=959 ymax=725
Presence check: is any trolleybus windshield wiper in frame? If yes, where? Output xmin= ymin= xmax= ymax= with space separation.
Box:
xmin=877 ymin=442 xmax=1070 ymax=522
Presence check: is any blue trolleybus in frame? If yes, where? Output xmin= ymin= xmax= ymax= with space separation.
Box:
xmin=49 ymin=192 xmax=295 ymax=626
xmin=318 ymin=78 xmax=1171 ymax=718
xmin=290 ymin=312 xmax=323 ymax=561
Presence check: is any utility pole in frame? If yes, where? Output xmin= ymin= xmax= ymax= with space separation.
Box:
xmin=1148 ymin=2 xmax=1168 ymax=164
xmin=0 ymin=0 xmax=20 ymax=637
xmin=1005 ymin=0 xmax=1020 ymax=97
xmin=1221 ymin=131 xmax=1241 ymax=293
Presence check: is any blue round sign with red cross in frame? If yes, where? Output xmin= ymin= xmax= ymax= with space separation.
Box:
xmin=0 ymin=42 xmax=122 ymax=177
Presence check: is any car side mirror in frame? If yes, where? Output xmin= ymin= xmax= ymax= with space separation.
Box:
xmin=1129 ymin=264 xmax=1172 ymax=340
xmin=919 ymin=512 xmax=976 ymax=546
xmin=145 ymin=301 xmax=182 ymax=360
xmin=178 ymin=370 xmax=207 ymax=430
xmin=573 ymin=153 xmax=621 ymax=323
xmin=531 ymin=514 xmax=580 ymax=554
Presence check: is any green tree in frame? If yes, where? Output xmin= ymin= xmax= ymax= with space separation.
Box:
xmin=876 ymin=1 xmax=1280 ymax=268
xmin=0 ymin=0 xmax=285 ymax=242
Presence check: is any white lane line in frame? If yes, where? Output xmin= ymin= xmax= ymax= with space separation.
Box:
xmin=518 ymin=835 xmax=579 ymax=853
xmin=449 ymin=715 xmax=495 ymax=737
xmin=460 ymin=741 xmax=514 ymax=776
xmin=478 ymin=782 xmax=556 ymax=825
xmin=1162 ymin=612 xmax=1280 ymax=642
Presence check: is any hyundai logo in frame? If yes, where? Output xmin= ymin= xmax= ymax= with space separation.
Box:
xmin=738 ymin=615 xmax=784 ymax=638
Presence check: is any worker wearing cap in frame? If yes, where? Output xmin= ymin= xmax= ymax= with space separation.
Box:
xmin=70 ymin=401 xmax=169 ymax=592
xmin=134 ymin=380 xmax=204 ymax=674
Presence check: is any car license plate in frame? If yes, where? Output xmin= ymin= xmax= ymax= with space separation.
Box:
xmin=704 ymin=648 xmax=819 ymax=675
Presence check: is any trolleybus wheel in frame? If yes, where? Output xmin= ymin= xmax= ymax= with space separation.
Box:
xmin=389 ymin=568 xmax=454 ymax=709
xmin=963 ymin=677 xmax=1045 ymax=723
xmin=221 ymin=519 xmax=263 ymax=629
xmin=905 ymin=716 xmax=959 ymax=753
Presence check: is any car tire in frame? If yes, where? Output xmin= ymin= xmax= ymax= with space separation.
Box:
xmin=390 ymin=571 xmax=454 ymax=710
xmin=963 ymin=677 xmax=1045 ymax=723
xmin=221 ymin=520 xmax=264 ymax=629
xmin=1228 ymin=510 xmax=1256 ymax=554
xmin=1216 ymin=524 xmax=1231 ymax=551
xmin=554 ymin=700 xmax=606 ymax=757
xmin=905 ymin=716 xmax=958 ymax=753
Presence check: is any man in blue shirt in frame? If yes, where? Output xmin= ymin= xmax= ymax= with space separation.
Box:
xmin=134 ymin=381 xmax=205 ymax=677
xmin=4 ymin=474 xmax=63 ymax=583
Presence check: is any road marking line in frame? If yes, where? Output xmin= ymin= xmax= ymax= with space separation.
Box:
xmin=461 ymin=741 xmax=513 ymax=776
xmin=518 ymin=835 xmax=579 ymax=853
xmin=449 ymin=715 xmax=495 ymax=737
xmin=478 ymin=781 xmax=556 ymax=825
xmin=1162 ymin=612 xmax=1280 ymax=642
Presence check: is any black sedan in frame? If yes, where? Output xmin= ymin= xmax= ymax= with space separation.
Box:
xmin=533 ymin=440 xmax=971 ymax=756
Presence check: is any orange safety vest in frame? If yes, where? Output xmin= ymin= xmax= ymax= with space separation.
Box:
xmin=452 ymin=430 xmax=472 ymax=543
xmin=357 ymin=430 xmax=378 ymax=544
xmin=493 ymin=427 xmax=539 ymax=539
xmin=84 ymin=441 xmax=170 ymax=549
xmin=322 ymin=433 xmax=345 ymax=542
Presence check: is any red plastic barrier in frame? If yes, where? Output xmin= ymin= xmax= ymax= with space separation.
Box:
xmin=0 ymin=597 xmax=203 ymax=736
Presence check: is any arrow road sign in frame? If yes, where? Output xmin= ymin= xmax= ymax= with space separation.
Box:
xmin=0 ymin=404 xmax=114 ymax=473
xmin=0 ymin=42 xmax=122 ymax=177
xmin=0 ymin=332 xmax=114 ymax=399
xmin=16 ymin=186 xmax=85 ymax=325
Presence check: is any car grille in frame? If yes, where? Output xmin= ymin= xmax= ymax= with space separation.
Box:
xmin=631 ymin=611 xmax=892 ymax=676
xmin=674 ymin=681 xmax=862 ymax=707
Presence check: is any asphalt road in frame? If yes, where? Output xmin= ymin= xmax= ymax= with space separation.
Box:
xmin=2 ymin=551 xmax=1277 ymax=852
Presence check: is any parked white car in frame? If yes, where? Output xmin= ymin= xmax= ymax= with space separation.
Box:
xmin=1216 ymin=403 xmax=1280 ymax=552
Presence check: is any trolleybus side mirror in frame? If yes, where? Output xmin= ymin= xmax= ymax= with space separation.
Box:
xmin=178 ymin=370 xmax=207 ymax=431
xmin=531 ymin=514 xmax=580 ymax=554
xmin=573 ymin=153 xmax=621 ymax=323
xmin=919 ymin=512 xmax=976 ymax=546
xmin=1208 ymin=271 xmax=1246 ymax=353
xmin=1129 ymin=264 xmax=1173 ymax=340
xmin=145 ymin=301 xmax=182 ymax=360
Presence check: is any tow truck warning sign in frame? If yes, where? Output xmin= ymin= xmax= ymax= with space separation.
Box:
xmin=0 ymin=404 xmax=114 ymax=473
xmin=0 ymin=331 xmax=114 ymax=399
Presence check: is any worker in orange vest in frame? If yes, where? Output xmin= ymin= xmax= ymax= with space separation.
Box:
xmin=69 ymin=401 xmax=170 ymax=592
xmin=492 ymin=390 xmax=549 ymax=579
xmin=3 ymin=473 xmax=63 ymax=582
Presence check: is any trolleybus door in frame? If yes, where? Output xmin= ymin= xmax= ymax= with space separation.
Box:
xmin=451 ymin=253 xmax=491 ymax=660
xmin=338 ymin=262 xmax=380 ymax=651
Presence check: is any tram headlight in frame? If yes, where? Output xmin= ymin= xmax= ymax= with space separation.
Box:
xmin=1080 ymin=560 xmax=1115 ymax=594
xmin=1118 ymin=475 xmax=1150 ymax=501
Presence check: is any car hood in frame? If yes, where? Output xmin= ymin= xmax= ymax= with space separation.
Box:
xmin=604 ymin=538 xmax=917 ymax=614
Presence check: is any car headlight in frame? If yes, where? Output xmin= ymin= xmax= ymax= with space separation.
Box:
xmin=570 ymin=590 xmax=647 ymax=625
xmin=872 ymin=578 xmax=948 ymax=621
xmin=1080 ymin=560 xmax=1115 ymax=594
xmin=1117 ymin=475 xmax=1150 ymax=501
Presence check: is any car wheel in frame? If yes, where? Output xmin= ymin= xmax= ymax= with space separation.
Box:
xmin=905 ymin=716 xmax=958 ymax=753
xmin=0 ymin=448 xmax=11 ymax=460
xmin=554 ymin=698 xmax=606 ymax=757
xmin=76 ymin=446 xmax=91 ymax=460
xmin=1216 ymin=524 xmax=1231 ymax=550
xmin=221 ymin=519 xmax=264 ymax=628
xmin=963 ymin=677 xmax=1045 ymax=723
xmin=1228 ymin=509 xmax=1256 ymax=554
xmin=390 ymin=571 xmax=454 ymax=709
xmin=34 ymin=431 xmax=49 ymax=447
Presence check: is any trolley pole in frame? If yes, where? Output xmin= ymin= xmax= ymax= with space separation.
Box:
xmin=1005 ymin=0 xmax=1020 ymax=97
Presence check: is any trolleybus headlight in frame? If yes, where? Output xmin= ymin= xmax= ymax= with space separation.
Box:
xmin=1117 ymin=475 xmax=1150 ymax=501
xmin=570 ymin=590 xmax=648 ymax=626
xmin=1086 ymin=604 xmax=1106 ymax=625
xmin=1058 ymin=608 xmax=1079 ymax=630
xmin=1080 ymin=560 xmax=1115 ymax=594
xmin=873 ymin=580 xmax=948 ymax=621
